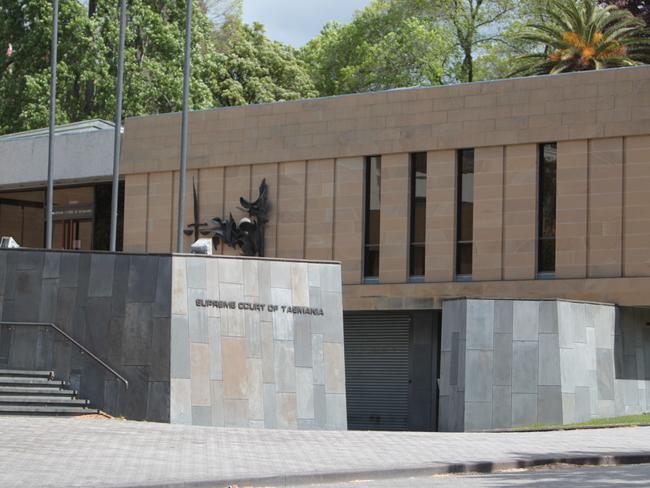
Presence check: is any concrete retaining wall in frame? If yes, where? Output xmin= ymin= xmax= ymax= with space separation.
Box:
xmin=439 ymin=298 xmax=650 ymax=431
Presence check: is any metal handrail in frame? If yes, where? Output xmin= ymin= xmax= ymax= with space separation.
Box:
xmin=0 ymin=321 xmax=128 ymax=389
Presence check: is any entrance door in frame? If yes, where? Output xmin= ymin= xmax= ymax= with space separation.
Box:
xmin=343 ymin=310 xmax=440 ymax=431
xmin=53 ymin=219 xmax=93 ymax=250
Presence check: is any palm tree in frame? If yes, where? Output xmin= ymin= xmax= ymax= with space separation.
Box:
xmin=511 ymin=0 xmax=649 ymax=76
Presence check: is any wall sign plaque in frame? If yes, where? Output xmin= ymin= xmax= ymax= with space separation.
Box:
xmin=195 ymin=299 xmax=325 ymax=316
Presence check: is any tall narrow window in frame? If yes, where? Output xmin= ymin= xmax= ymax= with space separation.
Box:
xmin=364 ymin=156 xmax=381 ymax=279
xmin=456 ymin=149 xmax=474 ymax=277
xmin=409 ymin=152 xmax=427 ymax=278
xmin=538 ymin=143 xmax=557 ymax=274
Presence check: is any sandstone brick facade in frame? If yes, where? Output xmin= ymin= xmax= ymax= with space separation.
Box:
xmin=121 ymin=66 xmax=650 ymax=309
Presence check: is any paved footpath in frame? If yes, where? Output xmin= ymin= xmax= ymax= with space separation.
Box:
xmin=0 ymin=417 xmax=649 ymax=488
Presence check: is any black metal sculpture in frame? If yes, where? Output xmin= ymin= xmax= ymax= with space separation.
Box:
xmin=184 ymin=178 xmax=270 ymax=257
xmin=183 ymin=178 xmax=207 ymax=242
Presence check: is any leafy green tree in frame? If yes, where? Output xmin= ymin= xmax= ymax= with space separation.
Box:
xmin=301 ymin=0 xmax=454 ymax=96
xmin=212 ymin=22 xmax=317 ymax=106
xmin=512 ymin=0 xmax=648 ymax=75
xmin=0 ymin=0 xmax=315 ymax=135
xmin=436 ymin=0 xmax=519 ymax=82
xmin=0 ymin=0 xmax=99 ymax=133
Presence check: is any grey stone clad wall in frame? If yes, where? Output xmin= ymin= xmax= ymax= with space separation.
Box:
xmin=0 ymin=249 xmax=171 ymax=421
xmin=169 ymin=256 xmax=347 ymax=429
xmin=439 ymin=298 xmax=650 ymax=431
xmin=616 ymin=308 xmax=650 ymax=415
xmin=0 ymin=249 xmax=347 ymax=429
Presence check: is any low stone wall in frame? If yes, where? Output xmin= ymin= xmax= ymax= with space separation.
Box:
xmin=0 ymin=249 xmax=171 ymax=421
xmin=0 ymin=249 xmax=347 ymax=429
xmin=439 ymin=298 xmax=650 ymax=431
xmin=169 ymin=256 xmax=347 ymax=429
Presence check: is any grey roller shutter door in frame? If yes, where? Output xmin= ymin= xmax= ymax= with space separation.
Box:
xmin=344 ymin=311 xmax=411 ymax=431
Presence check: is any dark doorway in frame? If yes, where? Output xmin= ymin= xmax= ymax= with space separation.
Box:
xmin=343 ymin=310 xmax=441 ymax=431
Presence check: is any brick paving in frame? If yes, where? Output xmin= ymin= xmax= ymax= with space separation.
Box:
xmin=0 ymin=417 xmax=649 ymax=487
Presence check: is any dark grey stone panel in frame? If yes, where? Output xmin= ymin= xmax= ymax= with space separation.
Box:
xmin=538 ymin=385 xmax=563 ymax=425
xmin=512 ymin=341 xmax=539 ymax=394
xmin=493 ymin=333 xmax=513 ymax=387
xmin=74 ymin=254 xmax=91 ymax=310
xmin=16 ymin=250 xmax=44 ymax=271
xmin=118 ymin=365 xmax=148 ymax=420
xmin=538 ymin=334 xmax=561 ymax=386
xmin=107 ymin=316 xmax=125 ymax=360
xmin=51 ymin=340 xmax=72 ymax=381
xmin=59 ymin=253 xmax=80 ymax=288
xmin=8 ymin=328 xmax=39 ymax=369
xmin=127 ymin=255 xmax=159 ymax=303
xmin=450 ymin=332 xmax=459 ymax=386
xmin=465 ymin=401 xmax=493 ymax=431
xmin=102 ymin=379 xmax=120 ymax=415
xmin=492 ymin=385 xmax=512 ymax=428
xmin=111 ymin=255 xmax=130 ymax=317
xmin=539 ymin=301 xmax=558 ymax=334
xmin=465 ymin=350 xmax=493 ymax=403
xmin=84 ymin=297 xmax=112 ymax=355
xmin=3 ymin=255 xmax=16 ymax=300
xmin=71 ymin=305 xmax=87 ymax=344
xmin=80 ymin=361 xmax=106 ymax=410
xmin=575 ymin=386 xmax=591 ymax=422
xmin=494 ymin=301 xmax=513 ymax=334
xmin=88 ymin=254 xmax=116 ymax=297
xmin=42 ymin=253 xmax=60 ymax=279
xmin=467 ymin=300 xmax=494 ymax=350
xmin=154 ymin=258 xmax=172 ymax=318
xmin=512 ymin=393 xmax=537 ymax=426
xmin=0 ymin=250 xmax=7 ymax=294
xmin=34 ymin=328 xmax=54 ymax=370
xmin=150 ymin=318 xmax=171 ymax=382
xmin=38 ymin=279 xmax=59 ymax=323
xmin=147 ymin=381 xmax=170 ymax=422
xmin=123 ymin=303 xmax=153 ymax=366
xmin=14 ymin=269 xmax=42 ymax=322
xmin=513 ymin=301 xmax=539 ymax=341
xmin=597 ymin=348 xmax=615 ymax=401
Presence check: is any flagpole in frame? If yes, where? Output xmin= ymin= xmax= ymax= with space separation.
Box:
xmin=176 ymin=0 xmax=193 ymax=253
xmin=46 ymin=0 xmax=59 ymax=249
xmin=110 ymin=0 xmax=127 ymax=252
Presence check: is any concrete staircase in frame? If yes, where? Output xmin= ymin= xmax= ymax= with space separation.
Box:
xmin=0 ymin=369 xmax=99 ymax=416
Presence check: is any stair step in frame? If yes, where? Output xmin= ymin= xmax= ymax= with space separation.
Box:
xmin=0 ymin=405 xmax=99 ymax=415
xmin=0 ymin=370 xmax=53 ymax=378
xmin=0 ymin=387 xmax=77 ymax=396
xmin=0 ymin=377 xmax=66 ymax=386
xmin=0 ymin=396 xmax=86 ymax=405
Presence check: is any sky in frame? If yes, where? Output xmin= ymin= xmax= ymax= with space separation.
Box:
xmin=242 ymin=0 xmax=373 ymax=47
